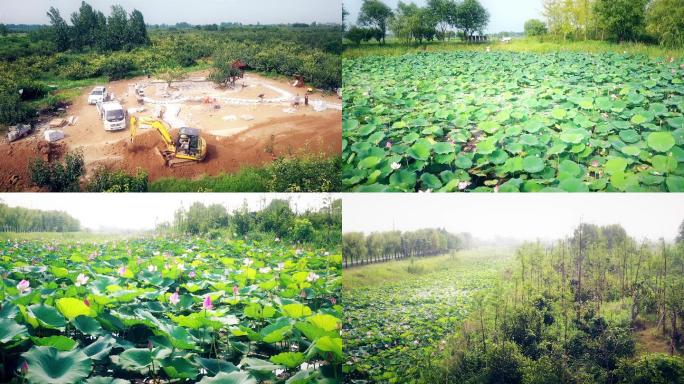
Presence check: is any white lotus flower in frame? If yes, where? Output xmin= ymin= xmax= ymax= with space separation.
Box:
xmin=306 ymin=272 xmax=320 ymax=282
xmin=75 ymin=273 xmax=89 ymax=287
xmin=148 ymin=265 xmax=158 ymax=272
xmin=391 ymin=162 xmax=401 ymax=170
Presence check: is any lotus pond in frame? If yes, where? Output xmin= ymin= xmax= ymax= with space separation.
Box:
xmin=0 ymin=237 xmax=342 ymax=383
xmin=343 ymin=254 xmax=505 ymax=383
xmin=342 ymin=51 xmax=684 ymax=192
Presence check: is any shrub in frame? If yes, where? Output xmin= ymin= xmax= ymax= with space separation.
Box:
xmin=0 ymin=90 xmax=35 ymax=125
xmin=291 ymin=218 xmax=314 ymax=243
xmin=265 ymin=156 xmax=341 ymax=192
xmin=29 ymin=150 xmax=84 ymax=192
xmin=101 ymin=56 xmax=136 ymax=80
xmin=615 ymin=353 xmax=684 ymax=384
xmin=85 ymin=167 xmax=148 ymax=192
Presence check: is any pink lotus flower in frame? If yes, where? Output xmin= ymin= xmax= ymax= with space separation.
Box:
xmin=233 ymin=285 xmax=239 ymax=296
xmin=83 ymin=298 xmax=90 ymax=307
xmin=169 ymin=291 xmax=180 ymax=305
xmin=203 ymin=295 xmax=213 ymax=310
xmin=21 ymin=361 xmax=28 ymax=375
xmin=75 ymin=273 xmax=89 ymax=287
xmin=188 ymin=271 xmax=196 ymax=278
xmin=300 ymin=290 xmax=307 ymax=298
xmin=458 ymin=181 xmax=471 ymax=190
xmin=385 ymin=141 xmax=393 ymax=149
xmin=118 ymin=266 xmax=127 ymax=276
xmin=494 ymin=185 xmax=500 ymax=193
xmin=592 ymin=160 xmax=599 ymax=167
xmin=330 ymin=297 xmax=337 ymax=305
xmin=16 ymin=280 xmax=30 ymax=294
xmin=147 ymin=340 xmax=153 ymax=350
xmin=177 ymin=263 xmax=185 ymax=271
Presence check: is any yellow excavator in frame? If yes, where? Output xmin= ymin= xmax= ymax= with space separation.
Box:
xmin=130 ymin=116 xmax=207 ymax=167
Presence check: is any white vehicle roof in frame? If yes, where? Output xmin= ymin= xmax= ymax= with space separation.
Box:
xmin=100 ymin=101 xmax=123 ymax=111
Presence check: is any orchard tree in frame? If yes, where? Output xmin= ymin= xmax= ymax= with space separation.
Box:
xmin=358 ymin=0 xmax=393 ymax=44
xmin=455 ymin=0 xmax=490 ymax=39
xmin=593 ymin=0 xmax=648 ymax=42
xmin=524 ymin=19 xmax=548 ymax=36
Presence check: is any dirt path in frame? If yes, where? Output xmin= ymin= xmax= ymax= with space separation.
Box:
xmin=0 ymin=71 xmax=341 ymax=190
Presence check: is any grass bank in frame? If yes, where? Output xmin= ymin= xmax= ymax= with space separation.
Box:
xmin=344 ymin=246 xmax=514 ymax=289
xmin=149 ymin=155 xmax=342 ymax=192
xmin=343 ymin=37 xmax=684 ymax=60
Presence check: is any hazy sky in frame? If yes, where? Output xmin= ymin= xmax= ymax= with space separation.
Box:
xmin=0 ymin=0 xmax=342 ymax=25
xmin=0 ymin=193 xmax=334 ymax=231
xmin=343 ymin=194 xmax=684 ymax=242
xmin=344 ymin=0 xmax=543 ymax=33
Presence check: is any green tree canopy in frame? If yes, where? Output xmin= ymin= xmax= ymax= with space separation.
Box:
xmin=358 ymin=0 xmax=393 ymax=44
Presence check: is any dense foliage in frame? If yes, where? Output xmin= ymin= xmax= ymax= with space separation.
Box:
xmin=149 ymin=156 xmax=342 ymax=193
xmin=85 ymin=167 xmax=149 ymax=192
xmin=29 ymin=151 xmax=85 ymax=193
xmin=0 ymin=16 xmax=341 ymax=126
xmin=343 ymin=252 xmax=506 ymax=382
xmin=349 ymin=0 xmax=489 ymax=45
xmin=0 ymin=236 xmax=342 ymax=383
xmin=46 ymin=2 xmax=150 ymax=52
xmin=0 ymin=203 xmax=80 ymax=232
xmin=162 ymin=199 xmax=341 ymax=250
xmin=342 ymin=51 xmax=684 ymax=192
xmin=542 ymin=0 xmax=684 ymax=48
xmin=342 ymin=229 xmax=468 ymax=267
xmin=425 ymin=223 xmax=684 ymax=383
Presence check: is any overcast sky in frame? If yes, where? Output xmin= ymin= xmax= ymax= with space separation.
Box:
xmin=0 ymin=193 xmax=334 ymax=231
xmin=344 ymin=0 xmax=543 ymax=33
xmin=0 ymin=0 xmax=342 ymax=25
xmin=343 ymin=194 xmax=684 ymax=242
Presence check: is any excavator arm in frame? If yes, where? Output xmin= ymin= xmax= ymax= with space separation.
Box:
xmin=131 ymin=117 xmax=176 ymax=152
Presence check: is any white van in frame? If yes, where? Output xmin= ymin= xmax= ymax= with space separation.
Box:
xmin=97 ymin=101 xmax=127 ymax=131
xmin=88 ymin=86 xmax=108 ymax=105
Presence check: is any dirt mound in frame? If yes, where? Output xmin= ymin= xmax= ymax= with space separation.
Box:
xmin=97 ymin=113 xmax=341 ymax=181
xmin=0 ymin=139 xmax=66 ymax=191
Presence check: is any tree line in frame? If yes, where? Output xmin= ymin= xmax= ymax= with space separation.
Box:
xmin=524 ymin=0 xmax=684 ymax=48
xmin=0 ymin=202 xmax=80 ymax=232
xmin=344 ymin=0 xmax=489 ymax=45
xmin=46 ymin=1 xmax=149 ymax=52
xmin=342 ymin=228 xmax=470 ymax=267
xmin=158 ymin=198 xmax=341 ymax=249
xmin=428 ymin=221 xmax=684 ymax=383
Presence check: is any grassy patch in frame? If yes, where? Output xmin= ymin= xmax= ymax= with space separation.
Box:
xmin=344 ymin=247 xmax=513 ymax=289
xmin=343 ymin=37 xmax=684 ymax=60
xmin=0 ymin=231 xmax=145 ymax=243
xmin=150 ymin=155 xmax=342 ymax=192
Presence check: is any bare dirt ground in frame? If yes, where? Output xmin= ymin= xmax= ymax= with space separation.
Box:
xmin=0 ymin=71 xmax=341 ymax=190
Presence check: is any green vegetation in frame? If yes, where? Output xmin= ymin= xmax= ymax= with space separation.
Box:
xmin=342 ymin=50 xmax=684 ymax=192
xmin=342 ymin=228 xmax=470 ymax=267
xmin=150 ymin=156 xmax=342 ymax=192
xmin=343 ymin=248 xmax=511 ymax=382
xmin=0 ymin=2 xmax=341 ymax=127
xmin=342 ymin=37 xmax=684 ymax=60
xmin=343 ymin=222 xmax=684 ymax=383
xmin=162 ymin=198 xmax=341 ymax=250
xmin=29 ymin=150 xmax=85 ymax=192
xmin=422 ymin=223 xmax=684 ymax=384
xmin=349 ymin=0 xmax=490 ymax=45
xmin=85 ymin=167 xmax=148 ymax=192
xmin=0 ymin=202 xmax=80 ymax=232
xmin=0 ymin=236 xmax=342 ymax=383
